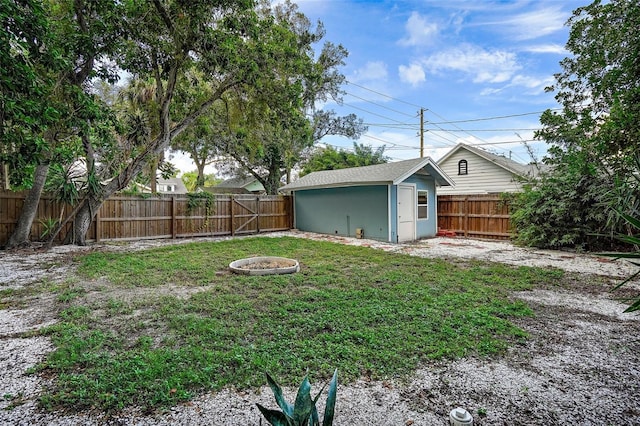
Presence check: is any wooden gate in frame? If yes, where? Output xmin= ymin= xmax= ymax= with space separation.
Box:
xmin=231 ymin=196 xmax=259 ymax=235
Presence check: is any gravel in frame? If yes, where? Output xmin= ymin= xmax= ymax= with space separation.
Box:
xmin=1 ymin=231 xmax=639 ymax=425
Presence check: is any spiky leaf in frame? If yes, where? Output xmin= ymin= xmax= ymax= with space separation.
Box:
xmin=266 ymin=372 xmax=294 ymax=418
xmin=624 ymin=297 xmax=640 ymax=313
xmin=292 ymin=376 xmax=315 ymax=424
xmin=256 ymin=403 xmax=292 ymax=426
xmin=322 ymin=369 xmax=338 ymax=426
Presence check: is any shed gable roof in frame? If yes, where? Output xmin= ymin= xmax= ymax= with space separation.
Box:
xmin=281 ymin=157 xmax=454 ymax=192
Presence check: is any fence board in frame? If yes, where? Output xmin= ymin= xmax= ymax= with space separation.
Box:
xmin=0 ymin=192 xmax=292 ymax=245
xmin=437 ymin=194 xmax=512 ymax=240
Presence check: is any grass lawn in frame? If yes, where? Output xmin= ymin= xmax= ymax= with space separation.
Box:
xmin=36 ymin=236 xmax=563 ymax=412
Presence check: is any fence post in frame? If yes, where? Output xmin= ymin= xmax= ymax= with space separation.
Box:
xmin=230 ymin=195 xmax=235 ymax=236
xmin=95 ymin=207 xmax=101 ymax=243
xmin=464 ymin=196 xmax=469 ymax=237
xmin=256 ymin=195 xmax=260 ymax=234
xmin=171 ymin=195 xmax=178 ymax=240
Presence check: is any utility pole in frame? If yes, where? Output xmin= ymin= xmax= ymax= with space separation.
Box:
xmin=419 ymin=108 xmax=425 ymax=158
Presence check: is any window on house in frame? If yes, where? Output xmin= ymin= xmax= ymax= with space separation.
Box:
xmin=458 ymin=159 xmax=468 ymax=175
xmin=417 ymin=190 xmax=428 ymax=219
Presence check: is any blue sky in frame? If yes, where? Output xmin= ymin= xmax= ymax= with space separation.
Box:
xmin=293 ymin=0 xmax=586 ymax=165
xmin=172 ymin=0 xmax=587 ymax=174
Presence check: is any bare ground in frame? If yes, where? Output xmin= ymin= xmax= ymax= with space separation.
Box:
xmin=0 ymin=231 xmax=639 ymax=425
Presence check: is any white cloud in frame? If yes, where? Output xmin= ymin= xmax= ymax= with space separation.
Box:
xmin=350 ymin=61 xmax=388 ymax=82
xmin=448 ymin=11 xmax=467 ymax=35
xmin=398 ymin=11 xmax=439 ymax=46
xmin=523 ymin=44 xmax=568 ymax=55
xmin=479 ymin=74 xmax=554 ymax=97
xmin=425 ymin=45 xmax=521 ymax=84
xmin=398 ymin=63 xmax=426 ymax=86
xmin=498 ymin=7 xmax=568 ymax=41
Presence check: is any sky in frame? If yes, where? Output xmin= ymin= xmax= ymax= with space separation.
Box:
xmin=170 ymin=0 xmax=587 ymax=175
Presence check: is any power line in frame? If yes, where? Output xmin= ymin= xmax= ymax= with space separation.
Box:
xmin=342 ymin=102 xmax=414 ymax=125
xmin=360 ymin=133 xmax=419 ymax=150
xmin=425 ymin=109 xmax=529 ymax=163
xmin=344 ymin=91 xmax=416 ymax=118
xmin=340 ymin=80 xmax=549 ymax=163
xmin=346 ymin=80 xmax=558 ymax=124
xmin=345 ymin=80 xmax=423 ymax=108
xmin=426 ymin=110 xmax=560 ymax=124
xmin=363 ymin=123 xmax=419 ymax=130
xmin=428 ymin=128 xmax=542 ymax=132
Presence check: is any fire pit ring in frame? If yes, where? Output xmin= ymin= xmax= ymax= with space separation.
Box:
xmin=229 ymin=256 xmax=300 ymax=276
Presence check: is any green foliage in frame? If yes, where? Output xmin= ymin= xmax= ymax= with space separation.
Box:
xmin=211 ymin=2 xmax=366 ymax=194
xmin=185 ymin=192 xmax=216 ymax=233
xmin=39 ymin=218 xmax=60 ymax=240
xmin=186 ymin=192 xmax=215 ymax=214
xmin=180 ymin=171 xmax=221 ymax=192
xmin=510 ymin=151 xmax=623 ymax=250
xmin=301 ymin=143 xmax=388 ymax=176
xmin=45 ymin=163 xmax=81 ymax=206
xmin=518 ymin=0 xmax=640 ymax=250
xmin=257 ymin=370 xmax=338 ymax=426
xmin=0 ymin=0 xmax=62 ymax=170
xmin=601 ymin=211 xmax=640 ymax=313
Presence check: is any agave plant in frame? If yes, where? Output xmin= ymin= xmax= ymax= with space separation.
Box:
xmin=601 ymin=212 xmax=640 ymax=313
xmin=256 ymin=369 xmax=338 ymax=426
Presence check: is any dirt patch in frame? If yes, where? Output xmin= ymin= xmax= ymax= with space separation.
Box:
xmin=1 ymin=232 xmax=639 ymax=425
xmin=235 ymin=260 xmax=294 ymax=269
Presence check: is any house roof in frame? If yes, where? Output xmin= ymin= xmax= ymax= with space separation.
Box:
xmin=280 ymin=157 xmax=454 ymax=192
xmin=200 ymin=186 xmax=251 ymax=194
xmin=216 ymin=176 xmax=258 ymax=189
xmin=437 ymin=143 xmax=546 ymax=178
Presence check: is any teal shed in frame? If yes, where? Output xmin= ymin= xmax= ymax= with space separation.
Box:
xmin=280 ymin=157 xmax=454 ymax=243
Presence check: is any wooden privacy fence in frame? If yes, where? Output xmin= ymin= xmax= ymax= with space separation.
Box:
xmin=437 ymin=194 xmax=512 ymax=240
xmin=0 ymin=192 xmax=293 ymax=245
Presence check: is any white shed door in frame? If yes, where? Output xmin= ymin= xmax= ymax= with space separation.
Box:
xmin=397 ymin=185 xmax=415 ymax=242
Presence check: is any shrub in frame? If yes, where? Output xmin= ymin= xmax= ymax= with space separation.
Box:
xmin=256 ymin=370 xmax=338 ymax=426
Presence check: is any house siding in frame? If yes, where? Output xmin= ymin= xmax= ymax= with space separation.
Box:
xmin=437 ymin=149 xmax=522 ymax=194
xmin=293 ymin=186 xmax=389 ymax=241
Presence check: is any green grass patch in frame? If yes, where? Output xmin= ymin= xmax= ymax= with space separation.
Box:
xmin=39 ymin=236 xmax=563 ymax=412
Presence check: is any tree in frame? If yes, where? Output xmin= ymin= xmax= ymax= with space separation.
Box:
xmin=211 ymin=1 xmax=366 ymax=194
xmin=169 ymin=73 xmax=229 ymax=188
xmin=1 ymin=0 xmax=57 ymax=247
xmin=2 ymin=0 xmax=121 ymax=249
xmin=300 ymin=143 xmax=388 ymax=176
xmin=67 ymin=0 xmax=335 ymax=243
xmin=513 ymin=0 xmax=640 ymax=249
xmin=180 ymin=171 xmax=220 ymax=192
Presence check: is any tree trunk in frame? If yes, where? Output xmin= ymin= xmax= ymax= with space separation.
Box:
xmin=64 ymin=194 xmax=103 ymax=246
xmin=149 ymin=158 xmax=158 ymax=193
xmin=196 ymin=162 xmax=206 ymax=188
xmin=4 ymin=163 xmax=49 ymax=249
xmin=264 ymin=167 xmax=282 ymax=195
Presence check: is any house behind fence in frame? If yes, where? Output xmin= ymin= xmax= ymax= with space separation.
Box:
xmin=0 ymin=192 xmax=293 ymax=245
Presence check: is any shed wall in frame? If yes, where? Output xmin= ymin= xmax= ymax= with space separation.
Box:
xmin=293 ymin=186 xmax=389 ymax=241
xmin=402 ymin=175 xmax=438 ymax=239
xmin=437 ymin=149 xmax=521 ymax=194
